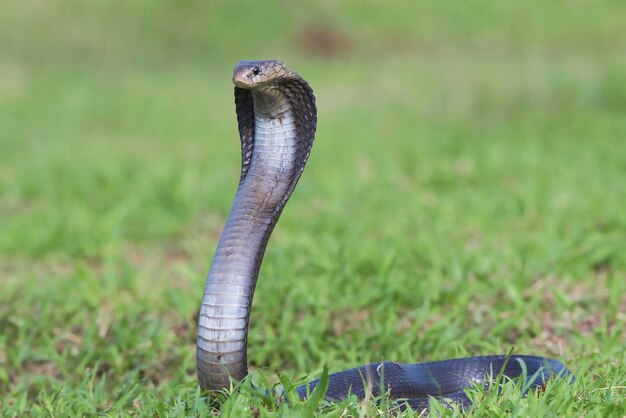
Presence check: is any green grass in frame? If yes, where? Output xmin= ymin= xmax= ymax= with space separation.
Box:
xmin=1 ymin=1 xmax=625 ymax=416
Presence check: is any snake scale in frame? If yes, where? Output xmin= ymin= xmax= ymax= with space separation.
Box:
xmin=195 ymin=59 xmax=572 ymax=411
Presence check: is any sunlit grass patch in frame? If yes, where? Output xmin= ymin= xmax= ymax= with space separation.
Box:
xmin=1 ymin=0 xmax=625 ymax=416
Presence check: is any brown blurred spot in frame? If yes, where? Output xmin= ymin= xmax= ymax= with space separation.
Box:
xmin=23 ymin=360 xmax=61 ymax=378
xmin=591 ymin=258 xmax=612 ymax=276
xmin=96 ymin=362 xmax=112 ymax=377
xmin=332 ymin=308 xmax=371 ymax=336
xmin=54 ymin=327 xmax=84 ymax=355
xmin=296 ymin=24 xmax=352 ymax=58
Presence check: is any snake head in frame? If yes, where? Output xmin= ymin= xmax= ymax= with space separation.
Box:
xmin=233 ymin=60 xmax=290 ymax=89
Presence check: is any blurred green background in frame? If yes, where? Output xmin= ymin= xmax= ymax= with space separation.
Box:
xmin=1 ymin=1 xmax=625 ymax=416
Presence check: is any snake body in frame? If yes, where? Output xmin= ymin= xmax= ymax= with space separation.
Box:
xmin=196 ymin=60 xmax=572 ymax=410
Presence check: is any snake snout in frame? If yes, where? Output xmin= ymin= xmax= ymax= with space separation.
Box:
xmin=232 ymin=69 xmax=253 ymax=89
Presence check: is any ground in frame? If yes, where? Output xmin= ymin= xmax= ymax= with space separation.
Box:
xmin=0 ymin=1 xmax=625 ymax=416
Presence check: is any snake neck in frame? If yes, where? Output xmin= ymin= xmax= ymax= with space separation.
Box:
xmin=196 ymin=83 xmax=315 ymax=391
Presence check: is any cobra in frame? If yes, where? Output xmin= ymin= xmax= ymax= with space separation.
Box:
xmin=195 ymin=59 xmax=572 ymax=411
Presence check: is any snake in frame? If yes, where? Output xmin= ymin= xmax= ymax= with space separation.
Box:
xmin=195 ymin=59 xmax=572 ymax=411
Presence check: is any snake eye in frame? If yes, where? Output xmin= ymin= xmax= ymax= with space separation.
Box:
xmin=252 ymin=66 xmax=260 ymax=76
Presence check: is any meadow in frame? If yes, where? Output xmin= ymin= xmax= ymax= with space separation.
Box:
xmin=1 ymin=1 xmax=625 ymax=416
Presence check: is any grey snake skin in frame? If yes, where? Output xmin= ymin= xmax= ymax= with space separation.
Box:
xmin=196 ymin=60 xmax=572 ymax=411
